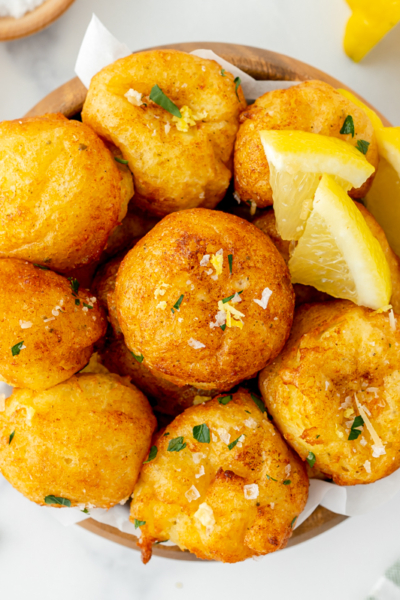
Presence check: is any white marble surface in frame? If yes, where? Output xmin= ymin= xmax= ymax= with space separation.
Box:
xmin=1 ymin=1 xmax=400 ymax=598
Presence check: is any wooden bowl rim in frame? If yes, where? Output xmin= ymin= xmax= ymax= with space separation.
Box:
xmin=25 ymin=41 xmax=386 ymax=560
xmin=0 ymin=0 xmax=75 ymax=41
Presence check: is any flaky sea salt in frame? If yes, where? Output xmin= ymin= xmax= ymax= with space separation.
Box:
xmin=185 ymin=485 xmax=200 ymax=502
xmin=253 ymin=287 xmax=273 ymax=310
xmin=244 ymin=484 xmax=259 ymax=500
xmin=188 ymin=338 xmax=205 ymax=349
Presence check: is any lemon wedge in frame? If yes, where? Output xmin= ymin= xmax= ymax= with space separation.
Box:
xmin=289 ymin=174 xmax=392 ymax=310
xmin=344 ymin=1 xmax=400 ymax=63
xmin=338 ymin=89 xmax=400 ymax=257
xmin=259 ymin=130 xmax=375 ymax=240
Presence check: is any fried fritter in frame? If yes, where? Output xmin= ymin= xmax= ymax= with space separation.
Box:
xmin=234 ymin=80 xmax=379 ymax=208
xmin=130 ymin=389 xmax=308 ymax=563
xmin=0 ymin=259 xmax=106 ymax=390
xmin=82 ymin=50 xmax=246 ymax=216
xmin=115 ymin=208 xmax=295 ymax=390
xmin=259 ymin=300 xmax=400 ymax=485
xmin=0 ymin=373 xmax=156 ymax=508
xmin=0 ymin=114 xmax=128 ymax=272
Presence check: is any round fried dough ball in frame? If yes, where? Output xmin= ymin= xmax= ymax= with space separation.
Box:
xmin=0 ymin=373 xmax=157 ymax=508
xmin=0 ymin=259 xmax=106 ymax=390
xmin=116 ymin=208 xmax=295 ymax=390
xmin=82 ymin=50 xmax=246 ymax=217
xmin=234 ymin=80 xmax=379 ymax=208
xmin=253 ymin=205 xmax=400 ymax=311
xmin=259 ymin=300 xmax=400 ymax=486
xmin=0 ymin=114 xmax=128 ymax=272
xmin=92 ymin=253 xmax=125 ymax=337
xmin=131 ymin=389 xmax=308 ymax=563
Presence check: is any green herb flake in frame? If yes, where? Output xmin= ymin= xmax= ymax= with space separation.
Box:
xmin=266 ymin=474 xmax=277 ymax=482
xmin=167 ymin=436 xmax=187 ymax=452
xmin=222 ymin=290 xmax=243 ymax=303
xmin=68 ymin=277 xmax=80 ymax=295
xmin=131 ymin=351 xmax=144 ymax=363
xmin=356 ymin=139 xmax=370 ymax=155
xmin=193 ymin=423 xmax=210 ymax=444
xmin=283 ymin=479 xmax=291 ymax=485
xmin=154 ymin=540 xmax=169 ymax=545
xmin=306 ymin=452 xmax=316 ymax=468
xmin=9 ymin=431 xmax=15 ymax=445
xmin=250 ymin=393 xmax=266 ymax=413
xmin=75 ymin=299 xmax=80 ymax=306
xmin=44 ymin=495 xmax=71 ymax=507
xmin=143 ymin=445 xmax=158 ymax=463
xmin=218 ymin=395 xmax=232 ymax=405
xmin=228 ymin=254 xmax=233 ymax=274
xmin=234 ymin=76 xmax=241 ymax=101
xmin=291 ymin=516 xmax=297 ymax=528
xmin=163 ymin=432 xmax=170 ymax=437
xmin=134 ymin=519 xmax=146 ymax=529
xmin=173 ymin=294 xmax=184 ymax=311
xmin=149 ymin=84 xmax=182 ymax=118
xmin=83 ymin=302 xmax=93 ymax=310
xmin=228 ymin=436 xmax=242 ymax=450
xmin=220 ymin=324 xmax=226 ymax=331
xmin=11 ymin=341 xmax=24 ymax=356
xmin=81 ymin=508 xmax=89 ymax=514
xmin=114 ymin=156 xmax=129 ymax=165
xmin=33 ymin=263 xmax=50 ymax=270
xmin=316 ymin=435 xmax=320 ymax=439
xmin=340 ymin=115 xmax=355 ymax=137
xmin=221 ymin=69 xmax=226 ymax=77
xmin=348 ymin=415 xmax=364 ymax=440
xmin=78 ymin=144 xmax=88 ymax=151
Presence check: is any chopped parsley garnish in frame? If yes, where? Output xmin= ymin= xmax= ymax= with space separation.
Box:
xmin=167 ymin=436 xmax=186 ymax=452
xmin=193 ymin=423 xmax=210 ymax=443
xmin=68 ymin=277 xmax=80 ymax=295
xmin=81 ymin=508 xmax=89 ymax=514
xmin=44 ymin=495 xmax=71 ymax=507
xmin=163 ymin=432 xmax=170 ymax=436
xmin=222 ymin=290 xmax=243 ymax=303
xmin=228 ymin=254 xmax=233 ymax=274
xmin=234 ymin=76 xmax=241 ymax=100
xmin=340 ymin=115 xmax=355 ymax=137
xmin=283 ymin=479 xmax=291 ymax=485
xmin=316 ymin=435 xmax=320 ymax=439
xmin=11 ymin=341 xmax=24 ymax=356
xmin=306 ymin=452 xmax=316 ymax=468
xmin=33 ymin=264 xmax=49 ymax=270
xmin=348 ymin=415 xmax=364 ymax=440
xmin=75 ymin=299 xmax=80 ymax=306
xmin=291 ymin=516 xmax=297 ymax=528
xmin=9 ymin=431 xmax=15 ymax=445
xmin=228 ymin=436 xmax=242 ymax=450
xmin=83 ymin=302 xmax=93 ymax=309
xmin=218 ymin=395 xmax=232 ymax=405
xmin=250 ymin=393 xmax=266 ymax=413
xmin=356 ymin=139 xmax=370 ymax=155
xmin=149 ymin=84 xmax=182 ymax=118
xmin=266 ymin=474 xmax=277 ymax=482
xmin=143 ymin=445 xmax=158 ymax=463
xmin=154 ymin=540 xmax=169 ymax=545
xmin=220 ymin=324 xmax=226 ymax=331
xmin=130 ymin=351 xmax=144 ymax=363
xmin=134 ymin=519 xmax=146 ymax=529
xmin=173 ymin=294 xmax=184 ymax=311
xmin=221 ymin=69 xmax=226 ymax=77
xmin=114 ymin=156 xmax=129 ymax=165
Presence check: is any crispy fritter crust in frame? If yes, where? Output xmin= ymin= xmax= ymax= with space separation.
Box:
xmin=259 ymin=300 xmax=400 ymax=485
xmin=115 ymin=208 xmax=295 ymax=390
xmin=130 ymin=389 xmax=308 ymax=563
xmin=0 ymin=259 xmax=106 ymax=389
xmin=82 ymin=50 xmax=246 ymax=216
xmin=234 ymin=80 xmax=379 ymax=208
xmin=0 ymin=373 xmax=156 ymax=508
xmin=0 ymin=114 xmax=127 ymax=272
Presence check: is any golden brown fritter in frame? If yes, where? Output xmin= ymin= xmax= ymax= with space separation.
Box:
xmin=92 ymin=253 xmax=125 ymax=337
xmin=0 ymin=114 xmax=128 ymax=272
xmin=259 ymin=300 xmax=400 ymax=486
xmin=100 ymin=334 xmax=220 ymax=416
xmin=130 ymin=389 xmax=308 ymax=563
xmin=0 ymin=373 xmax=156 ymax=508
xmin=115 ymin=209 xmax=295 ymax=390
xmin=234 ymin=80 xmax=379 ymax=208
xmin=0 ymin=259 xmax=106 ymax=390
xmin=82 ymin=50 xmax=246 ymax=217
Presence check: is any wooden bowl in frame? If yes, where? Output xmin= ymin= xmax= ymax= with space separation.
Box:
xmin=25 ymin=42 xmax=390 ymax=560
xmin=0 ymin=0 xmax=75 ymax=41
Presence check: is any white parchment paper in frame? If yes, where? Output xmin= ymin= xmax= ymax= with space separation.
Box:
xmin=6 ymin=15 xmax=397 ymax=540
